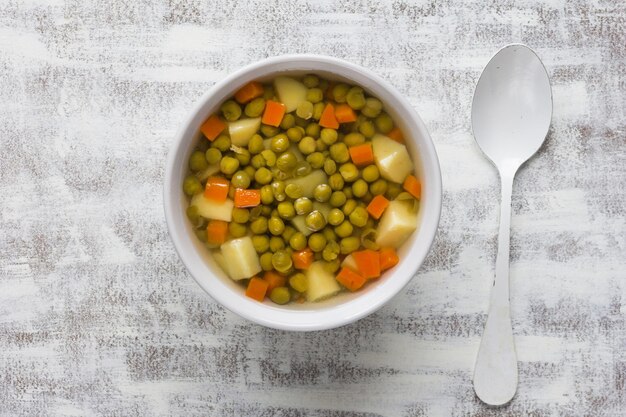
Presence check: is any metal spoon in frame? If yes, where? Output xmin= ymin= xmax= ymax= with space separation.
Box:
xmin=471 ymin=44 xmax=552 ymax=406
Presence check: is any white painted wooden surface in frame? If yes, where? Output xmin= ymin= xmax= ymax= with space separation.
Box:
xmin=0 ymin=1 xmax=624 ymax=416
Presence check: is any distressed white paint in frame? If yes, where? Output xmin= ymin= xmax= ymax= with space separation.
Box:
xmin=0 ymin=0 xmax=625 ymax=416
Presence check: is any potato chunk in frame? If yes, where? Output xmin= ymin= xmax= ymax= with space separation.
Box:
xmin=229 ymin=117 xmax=261 ymax=146
xmin=190 ymin=193 xmax=233 ymax=222
xmin=375 ymin=200 xmax=418 ymax=248
xmin=372 ymin=134 xmax=414 ymax=183
xmin=274 ymin=76 xmax=308 ymax=112
xmin=306 ymin=261 xmax=341 ymax=302
xmin=220 ymin=237 xmax=262 ymax=280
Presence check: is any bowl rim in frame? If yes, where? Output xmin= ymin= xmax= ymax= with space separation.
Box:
xmin=164 ymin=54 xmax=442 ymax=331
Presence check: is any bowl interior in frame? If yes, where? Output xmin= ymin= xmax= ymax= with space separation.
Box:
xmin=165 ymin=56 xmax=441 ymax=330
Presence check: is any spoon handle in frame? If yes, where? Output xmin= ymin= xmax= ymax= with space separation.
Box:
xmin=473 ymin=169 xmax=518 ymax=406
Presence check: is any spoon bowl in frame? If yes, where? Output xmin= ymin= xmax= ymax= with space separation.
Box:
xmin=472 ymin=45 xmax=552 ymax=168
xmin=471 ymin=44 xmax=552 ymax=406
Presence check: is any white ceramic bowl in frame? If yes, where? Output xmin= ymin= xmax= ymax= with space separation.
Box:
xmin=164 ymin=55 xmax=441 ymax=331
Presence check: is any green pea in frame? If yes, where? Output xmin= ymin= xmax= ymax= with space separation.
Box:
xmin=296 ymin=101 xmax=314 ymax=119
xmin=342 ymin=199 xmax=357 ymax=216
xmin=189 ymin=150 xmax=208 ymax=172
xmin=260 ymin=252 xmax=274 ymax=271
xmin=251 ymin=235 xmax=270 ymax=253
xmin=362 ymin=165 xmax=380 ymax=183
xmin=277 ymin=152 xmax=297 ymax=172
xmin=312 ymin=102 xmax=325 ymax=120
xmin=195 ymin=229 xmax=208 ymax=243
xmin=328 ymin=173 xmax=345 ymax=191
xmin=306 ymin=88 xmax=324 ymax=103
xmin=220 ymin=100 xmax=241 ymax=121
xmin=340 ymin=236 xmax=361 ymax=254
xmin=346 ymin=86 xmax=366 ymax=110
xmin=362 ymin=192 xmax=373 ymax=204
xmin=370 ymin=179 xmax=388 ymax=196
xmin=305 ymin=123 xmax=320 ymax=138
xmin=258 ymin=184 xmax=273 ymax=205
xmin=280 ymin=113 xmax=295 ymax=130
xmin=287 ymin=127 xmax=303 ymax=142
xmin=318 ymin=79 xmax=329 ymax=91
xmin=323 ymin=159 xmax=337 ymax=175
xmin=385 ymin=182 xmax=403 ymax=199
xmin=232 ymin=208 xmax=250 ymax=223
xmin=254 ymin=167 xmax=272 ymax=185
xmin=302 ymin=74 xmax=319 ymax=88
xmin=231 ymin=170 xmax=251 ymax=188
xmin=308 ymin=233 xmax=327 ymax=252
xmin=334 ymin=220 xmax=353 ymax=238
xmin=332 ymin=83 xmax=350 ymax=103
xmin=261 ymin=205 xmax=272 ymax=216
xmin=277 ymin=201 xmax=296 ymax=220
xmin=235 ymin=149 xmax=251 ymax=166
xmin=228 ymin=186 xmax=236 ymax=199
xmin=313 ymin=183 xmax=332 ymax=203
xmin=329 ymin=191 xmax=347 ymax=207
xmin=294 ymin=161 xmax=312 ymax=177
xmin=249 ymin=206 xmax=262 ymax=220
xmin=359 ymin=120 xmax=376 ymax=138
xmin=339 ymin=163 xmax=359 ymax=182
xmin=349 ymin=206 xmax=369 ymax=227
xmin=261 ymin=124 xmax=280 ymax=137
xmin=323 ymin=241 xmax=341 ymax=262
xmin=220 ymin=156 xmax=239 ymax=175
xmin=344 ymin=133 xmax=365 ymax=147
xmin=228 ymin=222 xmax=247 ymax=238
xmin=327 ymin=208 xmax=345 ymax=226
xmin=294 ymin=197 xmax=313 ymax=215
xmin=270 ymin=134 xmax=290 ymax=153
xmin=289 ymin=273 xmax=307 ymax=292
xmin=271 ymin=181 xmax=286 ymax=202
xmin=186 ymin=205 xmax=200 ymax=223
xmin=244 ymin=97 xmax=266 ymax=117
xmin=289 ymin=232 xmax=307 ymax=251
xmin=362 ymin=98 xmax=383 ymax=118
xmin=251 ymin=154 xmax=265 ymax=169
xmin=250 ymin=217 xmax=268 ymax=234
xmin=244 ymin=165 xmax=256 ymax=179
xmin=248 ymin=134 xmax=265 ymax=154
xmin=269 ymin=236 xmax=285 ymax=252
xmin=329 ymin=143 xmax=350 ymax=163
xmin=322 ymin=226 xmax=337 ymax=242
xmin=284 ymin=183 xmax=302 ymax=200
xmin=205 ymin=148 xmax=222 ymax=165
xmin=306 ymin=152 xmax=325 ymax=169
xmin=212 ymin=134 xmax=231 ymax=152
xmin=272 ymin=250 xmax=293 ymax=272
xmin=183 ymin=175 xmax=202 ymax=196
xmin=315 ymin=138 xmax=328 ymax=152
xmin=375 ymin=112 xmax=394 ymax=134
xmin=352 ymin=179 xmax=368 ymax=198
xmin=283 ymin=225 xmax=296 ymax=241
xmin=261 ymin=149 xmax=277 ymax=167
xmin=298 ymin=136 xmax=317 ymax=155
xmin=305 ymin=210 xmax=326 ymax=231
xmin=268 ymin=216 xmax=285 ymax=235
xmin=269 ymin=287 xmax=291 ymax=305
xmin=320 ymin=128 xmax=338 ymax=145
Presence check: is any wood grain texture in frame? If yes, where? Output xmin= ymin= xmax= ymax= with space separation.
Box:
xmin=0 ymin=0 xmax=624 ymax=416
